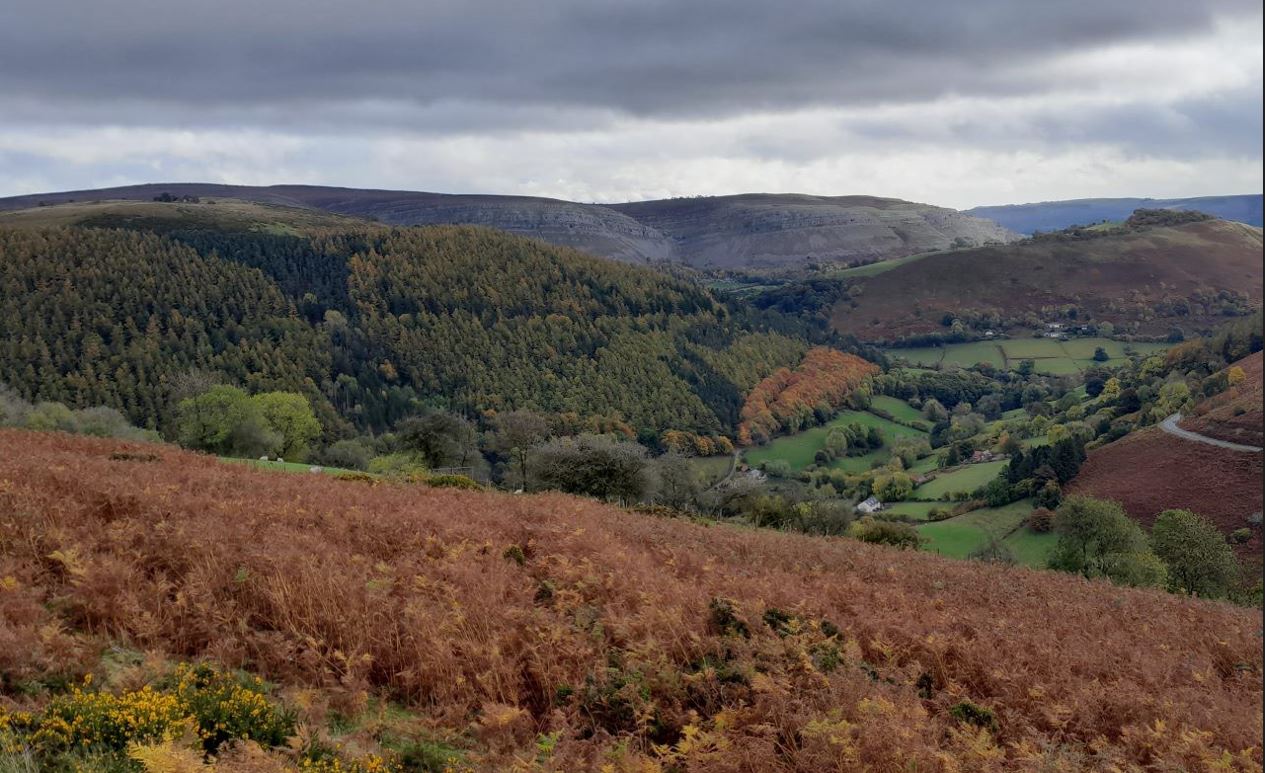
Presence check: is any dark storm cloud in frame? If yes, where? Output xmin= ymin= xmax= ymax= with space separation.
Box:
xmin=1 ymin=0 xmax=1257 ymax=120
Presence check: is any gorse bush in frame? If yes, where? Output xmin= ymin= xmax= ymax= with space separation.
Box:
xmin=1 ymin=666 xmax=294 ymax=767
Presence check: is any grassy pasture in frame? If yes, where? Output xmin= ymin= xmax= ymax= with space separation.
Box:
xmin=886 ymin=337 xmax=1169 ymax=375
xmin=222 ymin=457 xmax=359 ymax=475
xmin=1003 ymin=528 xmax=1058 ymax=567
xmin=869 ymin=395 xmax=931 ymax=428
xmin=878 ymin=500 xmax=945 ymax=521
xmin=912 ymin=459 xmax=1008 ymax=499
xmin=689 ymin=454 xmax=736 ymax=486
xmin=917 ymin=499 xmax=1034 ymax=560
xmin=745 ymin=406 xmax=928 ymax=473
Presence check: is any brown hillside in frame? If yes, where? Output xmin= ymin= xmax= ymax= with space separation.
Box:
xmin=1 ymin=429 xmax=1261 ymax=771
xmin=1068 ymin=427 xmax=1263 ymax=564
xmin=832 ymin=220 xmax=1263 ymax=340
xmin=1180 ymin=351 xmax=1264 ymax=447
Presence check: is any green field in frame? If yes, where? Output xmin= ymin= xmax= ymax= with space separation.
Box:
xmin=885 ymin=337 xmax=1169 ymax=375
xmin=745 ymin=408 xmax=928 ymax=472
xmin=689 ymin=454 xmax=735 ymax=486
xmin=1020 ymin=434 xmax=1050 ymax=448
xmin=832 ymin=248 xmax=961 ymax=278
xmin=222 ymin=457 xmax=358 ymax=475
xmin=869 ymin=395 xmax=931 ymax=429
xmin=917 ymin=500 xmax=1034 ymax=560
xmin=908 ymin=454 xmax=943 ymax=474
xmin=878 ymin=500 xmax=945 ymax=521
xmin=1002 ymin=528 xmax=1058 ymax=567
xmin=912 ymin=459 xmax=1008 ymax=499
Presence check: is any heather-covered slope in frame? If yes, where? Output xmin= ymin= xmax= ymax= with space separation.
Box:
xmin=1181 ymin=351 xmax=1264 ymax=447
xmin=2 ymin=429 xmax=1260 ymax=771
xmin=831 ymin=219 xmax=1263 ymax=341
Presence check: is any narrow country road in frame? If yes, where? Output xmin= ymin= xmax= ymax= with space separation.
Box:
xmin=1158 ymin=413 xmax=1263 ymax=453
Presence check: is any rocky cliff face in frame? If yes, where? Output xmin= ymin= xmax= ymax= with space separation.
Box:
xmin=0 ymin=184 xmax=1016 ymax=269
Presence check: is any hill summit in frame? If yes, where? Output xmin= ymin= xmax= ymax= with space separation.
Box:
xmin=0 ymin=184 xmax=1017 ymax=270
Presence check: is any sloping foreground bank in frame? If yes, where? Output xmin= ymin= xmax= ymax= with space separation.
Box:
xmin=0 ymin=429 xmax=1260 ymax=771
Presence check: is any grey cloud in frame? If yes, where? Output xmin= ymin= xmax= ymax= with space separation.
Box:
xmin=1 ymin=0 xmax=1257 ymax=121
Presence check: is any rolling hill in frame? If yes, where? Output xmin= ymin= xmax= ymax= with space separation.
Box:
xmin=830 ymin=217 xmax=1264 ymax=341
xmin=966 ymin=194 xmax=1263 ymax=234
xmin=0 ymin=184 xmax=1016 ymax=270
xmin=3 ymin=428 xmax=1261 ymax=770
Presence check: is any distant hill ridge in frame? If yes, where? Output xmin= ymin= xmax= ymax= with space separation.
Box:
xmin=966 ymin=194 xmax=1263 ymax=234
xmin=0 ymin=183 xmax=1016 ymax=270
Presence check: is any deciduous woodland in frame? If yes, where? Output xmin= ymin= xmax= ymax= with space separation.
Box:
xmin=2 ymin=430 xmax=1260 ymax=771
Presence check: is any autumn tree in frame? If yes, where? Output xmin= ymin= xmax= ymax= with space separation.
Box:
xmin=1048 ymin=497 xmax=1166 ymax=588
xmin=1150 ymin=509 xmax=1240 ymax=599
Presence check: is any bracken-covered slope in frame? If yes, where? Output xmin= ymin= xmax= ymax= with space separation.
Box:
xmin=831 ymin=219 xmax=1264 ymax=341
xmin=966 ymin=194 xmax=1264 ymax=234
xmin=2 ymin=429 xmax=1261 ymax=771
xmin=1180 ymin=351 xmax=1264 ymax=447
xmin=1067 ymin=426 xmax=1263 ymax=564
xmin=0 ymin=184 xmax=1017 ymax=269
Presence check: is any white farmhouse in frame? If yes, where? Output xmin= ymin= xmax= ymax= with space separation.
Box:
xmin=857 ymin=496 xmax=883 ymax=514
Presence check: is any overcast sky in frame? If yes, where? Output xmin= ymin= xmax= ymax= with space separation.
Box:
xmin=1 ymin=0 xmax=1260 ymax=208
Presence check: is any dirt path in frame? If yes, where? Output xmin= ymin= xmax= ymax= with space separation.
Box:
xmin=1159 ymin=413 xmax=1263 ymax=453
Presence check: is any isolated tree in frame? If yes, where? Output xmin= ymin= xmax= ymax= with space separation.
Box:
xmin=1092 ymin=347 xmax=1110 ymax=362
xmin=654 ymin=452 xmax=701 ymax=511
xmin=1048 ymin=497 xmax=1165 ymax=588
xmin=397 ymin=410 xmax=474 ymax=469
xmin=1150 ymin=509 xmax=1240 ymax=599
xmin=251 ymin=392 xmax=321 ymax=461
xmin=873 ymin=472 xmax=913 ymax=502
xmin=492 ymin=410 xmax=550 ymax=488
xmin=176 ymin=385 xmax=263 ymax=456
xmin=529 ymin=434 xmax=651 ymax=502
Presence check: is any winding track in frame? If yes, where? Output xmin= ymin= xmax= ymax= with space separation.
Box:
xmin=1159 ymin=413 xmax=1263 ymax=453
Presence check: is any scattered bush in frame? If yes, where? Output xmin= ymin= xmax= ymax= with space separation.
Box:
xmin=949 ymin=700 xmax=997 ymax=731
xmin=1027 ymin=507 xmax=1056 ymax=533
xmin=851 ymin=517 xmax=922 ymax=550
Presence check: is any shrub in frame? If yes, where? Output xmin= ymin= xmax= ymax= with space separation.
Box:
xmin=968 ymin=539 xmax=1016 ymax=565
xmin=1230 ymin=528 xmax=1253 ymax=544
xmin=165 ymin=664 xmax=293 ymax=754
xmin=12 ymin=665 xmax=293 ymax=762
xmin=421 ymin=473 xmax=482 ymax=490
xmin=708 ymin=598 xmax=750 ymax=638
xmin=851 ymin=518 xmax=922 ymax=550
xmin=1027 ymin=507 xmax=1056 ymax=533
xmin=949 ymin=700 xmax=997 ymax=731
xmin=320 ymin=439 xmax=374 ymax=471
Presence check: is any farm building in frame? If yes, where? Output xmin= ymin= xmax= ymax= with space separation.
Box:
xmin=857 ymin=496 xmax=883 ymax=514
